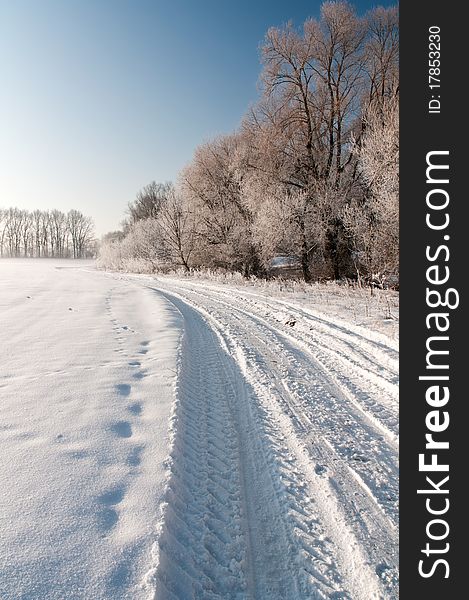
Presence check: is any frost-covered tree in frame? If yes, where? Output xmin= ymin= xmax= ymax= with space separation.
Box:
xmin=363 ymin=6 xmax=399 ymax=107
xmin=122 ymin=219 xmax=167 ymax=271
xmin=98 ymin=218 xmax=167 ymax=273
xmin=0 ymin=207 xmax=95 ymax=259
xmin=67 ymin=210 xmax=95 ymax=259
xmin=240 ymin=1 xmax=368 ymax=280
xmin=180 ymin=134 xmax=260 ymax=275
xmin=343 ymin=96 xmax=399 ymax=283
xmin=98 ymin=1 xmax=399 ymax=285
xmin=126 ymin=181 xmax=172 ymax=227
xmin=239 ymin=2 xmax=398 ymax=282
xmin=158 ymin=187 xmax=197 ymax=272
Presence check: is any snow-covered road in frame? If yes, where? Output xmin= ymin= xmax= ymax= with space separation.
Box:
xmin=0 ymin=261 xmax=398 ymax=599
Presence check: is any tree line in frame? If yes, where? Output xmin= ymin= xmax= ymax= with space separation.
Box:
xmin=0 ymin=207 xmax=96 ymax=259
xmin=99 ymin=2 xmax=399 ymax=285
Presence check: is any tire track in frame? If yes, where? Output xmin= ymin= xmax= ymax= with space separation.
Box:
xmin=152 ymin=281 xmax=399 ymax=440
xmin=142 ymin=282 xmax=399 ymax=599
xmin=150 ymin=294 xmax=353 ymax=599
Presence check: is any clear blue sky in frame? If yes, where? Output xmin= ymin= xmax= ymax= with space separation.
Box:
xmin=0 ymin=0 xmax=395 ymax=235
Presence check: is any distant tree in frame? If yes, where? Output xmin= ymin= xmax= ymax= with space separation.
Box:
xmin=4 ymin=208 xmax=24 ymax=257
xmin=0 ymin=207 xmax=96 ymax=259
xmin=67 ymin=210 xmax=95 ymax=258
xmin=0 ymin=209 xmax=6 ymax=257
xmin=102 ymin=230 xmax=125 ymax=244
xmin=50 ymin=209 xmax=68 ymax=257
xmin=126 ymin=181 xmax=172 ymax=226
xmin=32 ymin=210 xmax=44 ymax=257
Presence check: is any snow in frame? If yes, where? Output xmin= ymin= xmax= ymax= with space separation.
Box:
xmin=0 ymin=259 xmax=398 ymax=599
xmin=0 ymin=260 xmax=181 ymax=599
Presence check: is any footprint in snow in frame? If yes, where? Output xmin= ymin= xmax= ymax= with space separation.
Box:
xmin=111 ymin=421 xmax=132 ymax=438
xmin=98 ymin=508 xmax=119 ymax=532
xmin=315 ymin=464 xmax=327 ymax=476
xmin=97 ymin=487 xmax=125 ymax=532
xmin=138 ymin=340 xmax=150 ymax=353
xmin=128 ymin=402 xmax=142 ymax=416
xmin=127 ymin=445 xmax=144 ymax=466
xmin=108 ymin=563 xmax=131 ymax=590
xmin=128 ymin=361 xmax=141 ymax=367
xmin=116 ymin=383 xmax=131 ymax=397
xmin=99 ymin=487 xmax=125 ymax=505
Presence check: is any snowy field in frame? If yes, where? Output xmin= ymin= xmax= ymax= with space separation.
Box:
xmin=0 ymin=260 xmax=398 ymax=599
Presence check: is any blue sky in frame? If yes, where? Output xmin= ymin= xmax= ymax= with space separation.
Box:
xmin=0 ymin=0 xmax=396 ymax=235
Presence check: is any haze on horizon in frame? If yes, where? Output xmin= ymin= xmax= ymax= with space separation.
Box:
xmin=0 ymin=0 xmax=393 ymax=236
